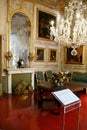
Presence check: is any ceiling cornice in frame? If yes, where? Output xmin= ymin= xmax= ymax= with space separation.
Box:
xmin=24 ymin=0 xmax=69 ymax=13
xmin=24 ymin=0 xmax=87 ymax=14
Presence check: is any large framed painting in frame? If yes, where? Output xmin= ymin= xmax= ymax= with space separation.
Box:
xmin=65 ymin=45 xmax=84 ymax=64
xmin=35 ymin=47 xmax=45 ymax=62
xmin=83 ymin=0 xmax=87 ymax=3
xmin=48 ymin=49 xmax=57 ymax=62
xmin=37 ymin=9 xmax=56 ymax=40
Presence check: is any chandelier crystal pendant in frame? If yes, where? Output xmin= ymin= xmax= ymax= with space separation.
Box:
xmin=50 ymin=0 xmax=87 ymax=55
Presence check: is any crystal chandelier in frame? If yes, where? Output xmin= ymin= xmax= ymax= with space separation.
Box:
xmin=50 ymin=0 xmax=87 ymax=55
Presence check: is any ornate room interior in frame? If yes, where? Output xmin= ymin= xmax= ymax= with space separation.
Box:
xmin=0 ymin=0 xmax=87 ymax=130
xmin=0 ymin=0 xmax=86 ymax=95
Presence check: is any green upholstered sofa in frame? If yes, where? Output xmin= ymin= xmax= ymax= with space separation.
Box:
xmin=71 ymin=72 xmax=87 ymax=87
xmin=65 ymin=72 xmax=87 ymax=94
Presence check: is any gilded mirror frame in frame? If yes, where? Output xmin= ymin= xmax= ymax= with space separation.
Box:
xmin=7 ymin=0 xmax=33 ymax=68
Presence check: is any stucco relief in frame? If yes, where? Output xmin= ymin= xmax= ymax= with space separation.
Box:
xmin=34 ymin=39 xmax=58 ymax=47
xmin=25 ymin=0 xmax=67 ymax=12
xmin=8 ymin=0 xmax=33 ymax=15
xmin=7 ymin=0 xmax=34 ymax=68
xmin=9 ymin=0 xmax=22 ymax=11
xmin=23 ymin=2 xmax=33 ymax=14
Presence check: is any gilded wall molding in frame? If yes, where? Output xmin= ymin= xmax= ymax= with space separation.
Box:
xmin=8 ymin=0 xmax=33 ymax=20
xmin=7 ymin=0 xmax=34 ymax=68
xmin=24 ymin=0 xmax=87 ymax=14
xmin=34 ymin=39 xmax=58 ymax=47
xmin=24 ymin=0 xmax=69 ymax=13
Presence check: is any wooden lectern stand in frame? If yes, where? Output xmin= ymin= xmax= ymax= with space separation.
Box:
xmin=52 ymin=89 xmax=81 ymax=130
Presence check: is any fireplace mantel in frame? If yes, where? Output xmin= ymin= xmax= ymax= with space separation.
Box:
xmin=4 ymin=68 xmax=35 ymax=94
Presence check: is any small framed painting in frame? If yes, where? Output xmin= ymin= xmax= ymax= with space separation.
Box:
xmin=65 ymin=45 xmax=84 ymax=64
xmin=48 ymin=49 xmax=57 ymax=62
xmin=35 ymin=47 xmax=45 ymax=62
xmin=37 ymin=9 xmax=56 ymax=40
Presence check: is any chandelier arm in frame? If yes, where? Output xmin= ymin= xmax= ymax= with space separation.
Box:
xmin=50 ymin=0 xmax=87 ymax=55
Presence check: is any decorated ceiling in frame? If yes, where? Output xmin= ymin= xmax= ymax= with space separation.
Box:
xmin=24 ymin=0 xmax=68 ymax=12
xmin=24 ymin=0 xmax=87 ymax=13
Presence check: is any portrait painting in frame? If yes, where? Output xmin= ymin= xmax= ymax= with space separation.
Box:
xmin=48 ymin=49 xmax=57 ymax=62
xmin=35 ymin=47 xmax=45 ymax=62
xmin=37 ymin=9 xmax=56 ymax=40
xmin=65 ymin=45 xmax=84 ymax=64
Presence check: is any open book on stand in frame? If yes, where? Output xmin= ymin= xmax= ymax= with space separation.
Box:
xmin=52 ymin=89 xmax=80 ymax=106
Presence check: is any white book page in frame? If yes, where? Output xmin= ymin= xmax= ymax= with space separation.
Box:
xmin=52 ymin=89 xmax=80 ymax=106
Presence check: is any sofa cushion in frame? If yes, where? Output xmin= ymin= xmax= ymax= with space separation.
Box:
xmin=70 ymin=81 xmax=87 ymax=87
xmin=72 ymin=72 xmax=87 ymax=82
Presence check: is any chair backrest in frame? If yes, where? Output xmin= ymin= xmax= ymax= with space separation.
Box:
xmin=35 ymin=71 xmax=45 ymax=83
xmin=45 ymin=70 xmax=53 ymax=81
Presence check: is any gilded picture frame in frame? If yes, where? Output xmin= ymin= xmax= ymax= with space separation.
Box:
xmin=48 ymin=49 xmax=57 ymax=62
xmin=35 ymin=47 xmax=45 ymax=62
xmin=37 ymin=9 xmax=56 ymax=40
xmin=65 ymin=45 xmax=84 ymax=64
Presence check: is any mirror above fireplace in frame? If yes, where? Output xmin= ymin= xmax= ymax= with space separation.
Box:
xmin=10 ymin=12 xmax=31 ymax=68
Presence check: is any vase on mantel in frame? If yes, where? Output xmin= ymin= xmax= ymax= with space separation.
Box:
xmin=17 ymin=58 xmax=25 ymax=68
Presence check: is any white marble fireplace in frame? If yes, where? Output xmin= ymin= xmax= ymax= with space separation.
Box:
xmin=5 ymin=68 xmax=35 ymax=94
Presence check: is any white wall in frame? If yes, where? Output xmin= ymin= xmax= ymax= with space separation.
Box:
xmin=0 ymin=0 xmax=7 ymax=71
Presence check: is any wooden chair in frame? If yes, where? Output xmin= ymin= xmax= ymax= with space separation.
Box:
xmin=45 ymin=70 xmax=53 ymax=82
xmin=34 ymin=71 xmax=45 ymax=89
xmin=35 ymin=71 xmax=45 ymax=83
xmin=35 ymin=71 xmax=60 ymax=113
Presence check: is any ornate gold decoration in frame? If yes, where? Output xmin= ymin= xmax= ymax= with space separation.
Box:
xmin=7 ymin=0 xmax=34 ymax=68
xmin=28 ymin=52 xmax=35 ymax=61
xmin=25 ymin=0 xmax=86 ymax=13
xmin=5 ymin=51 xmax=12 ymax=68
xmin=5 ymin=51 xmax=12 ymax=61
xmin=25 ymin=0 xmax=69 ymax=13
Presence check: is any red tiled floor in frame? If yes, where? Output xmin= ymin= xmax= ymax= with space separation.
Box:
xmin=0 ymin=92 xmax=87 ymax=130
